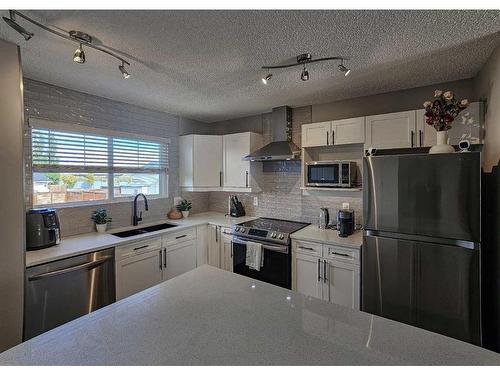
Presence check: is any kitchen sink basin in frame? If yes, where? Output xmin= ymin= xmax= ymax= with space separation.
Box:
xmin=112 ymin=223 xmax=178 ymax=238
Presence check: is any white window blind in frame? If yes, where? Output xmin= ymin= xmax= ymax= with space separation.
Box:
xmin=32 ymin=128 xmax=168 ymax=173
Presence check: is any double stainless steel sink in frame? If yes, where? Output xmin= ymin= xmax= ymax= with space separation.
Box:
xmin=112 ymin=223 xmax=178 ymax=238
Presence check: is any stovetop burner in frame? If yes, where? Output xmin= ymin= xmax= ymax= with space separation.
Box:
xmin=232 ymin=217 xmax=310 ymax=245
xmin=240 ymin=217 xmax=309 ymax=233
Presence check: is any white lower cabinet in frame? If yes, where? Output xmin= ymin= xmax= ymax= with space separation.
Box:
xmin=207 ymin=224 xmax=233 ymax=271
xmin=116 ymin=227 xmax=198 ymax=300
xmin=293 ymin=239 xmax=360 ymax=310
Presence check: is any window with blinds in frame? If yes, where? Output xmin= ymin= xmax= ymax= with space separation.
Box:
xmin=31 ymin=127 xmax=168 ymax=206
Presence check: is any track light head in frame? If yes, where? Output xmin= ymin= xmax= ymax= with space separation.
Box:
xmin=119 ymin=62 xmax=131 ymax=79
xmin=73 ymin=44 xmax=85 ymax=64
xmin=338 ymin=62 xmax=351 ymax=77
xmin=3 ymin=11 xmax=33 ymax=40
xmin=300 ymin=65 xmax=309 ymax=81
xmin=261 ymin=73 xmax=272 ymax=85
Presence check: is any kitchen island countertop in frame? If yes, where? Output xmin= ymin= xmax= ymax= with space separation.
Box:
xmin=1 ymin=265 xmax=499 ymax=365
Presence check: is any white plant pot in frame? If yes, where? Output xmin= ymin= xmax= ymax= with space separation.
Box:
xmin=181 ymin=211 xmax=190 ymax=218
xmin=429 ymin=131 xmax=455 ymax=154
xmin=96 ymin=223 xmax=107 ymax=233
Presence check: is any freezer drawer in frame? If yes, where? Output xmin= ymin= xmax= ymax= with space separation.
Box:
xmin=363 ymin=152 xmax=481 ymax=242
xmin=24 ymin=248 xmax=115 ymax=340
xmin=361 ymin=234 xmax=481 ymax=345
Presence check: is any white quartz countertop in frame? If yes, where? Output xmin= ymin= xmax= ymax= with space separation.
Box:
xmin=1 ymin=265 xmax=498 ymax=365
xmin=26 ymin=212 xmax=254 ymax=267
xmin=291 ymin=225 xmax=363 ymax=249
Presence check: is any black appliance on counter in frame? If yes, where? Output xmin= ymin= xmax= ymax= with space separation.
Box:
xmin=362 ymin=152 xmax=482 ymax=346
xmin=231 ymin=218 xmax=309 ymax=289
xmin=229 ymin=195 xmax=246 ymax=217
xmin=337 ymin=209 xmax=355 ymax=237
xmin=26 ymin=208 xmax=61 ymax=251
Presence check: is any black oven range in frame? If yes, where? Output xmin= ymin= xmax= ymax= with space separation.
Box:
xmin=231 ymin=218 xmax=309 ymax=289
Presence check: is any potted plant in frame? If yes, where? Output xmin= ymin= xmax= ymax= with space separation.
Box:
xmin=91 ymin=208 xmax=112 ymax=233
xmin=176 ymin=199 xmax=192 ymax=218
xmin=423 ymin=90 xmax=469 ymax=154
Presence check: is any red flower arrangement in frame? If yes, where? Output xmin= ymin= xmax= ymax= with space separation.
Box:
xmin=423 ymin=90 xmax=469 ymax=132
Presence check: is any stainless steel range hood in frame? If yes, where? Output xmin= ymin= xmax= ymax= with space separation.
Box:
xmin=243 ymin=106 xmax=300 ymax=161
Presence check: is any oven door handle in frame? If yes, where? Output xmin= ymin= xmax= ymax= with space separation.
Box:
xmin=231 ymin=237 xmax=288 ymax=253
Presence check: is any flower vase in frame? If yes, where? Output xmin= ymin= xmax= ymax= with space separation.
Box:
xmin=429 ymin=131 xmax=455 ymax=154
xmin=96 ymin=223 xmax=107 ymax=233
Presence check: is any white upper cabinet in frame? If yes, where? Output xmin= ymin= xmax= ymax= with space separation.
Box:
xmin=223 ymin=132 xmax=262 ymax=192
xmin=416 ymin=101 xmax=483 ymax=147
xmin=302 ymin=118 xmax=365 ymax=148
xmin=302 ymin=121 xmax=331 ymax=147
xmin=331 ymin=117 xmax=365 ymax=145
xmin=365 ymin=110 xmax=416 ymax=149
xmin=180 ymin=132 xmax=261 ymax=192
xmin=180 ymin=135 xmax=223 ymax=191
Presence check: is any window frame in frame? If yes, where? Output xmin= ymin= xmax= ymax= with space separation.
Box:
xmin=29 ymin=118 xmax=170 ymax=208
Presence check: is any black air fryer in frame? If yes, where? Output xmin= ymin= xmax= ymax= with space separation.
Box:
xmin=26 ymin=208 xmax=61 ymax=250
xmin=337 ymin=209 xmax=354 ymax=237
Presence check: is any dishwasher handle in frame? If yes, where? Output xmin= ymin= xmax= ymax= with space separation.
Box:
xmin=28 ymin=256 xmax=113 ymax=281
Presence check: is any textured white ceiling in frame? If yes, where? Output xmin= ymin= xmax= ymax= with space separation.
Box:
xmin=1 ymin=10 xmax=499 ymax=123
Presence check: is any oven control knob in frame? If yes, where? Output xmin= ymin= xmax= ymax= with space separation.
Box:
xmin=235 ymin=227 xmax=240 ymax=232
xmin=271 ymin=232 xmax=277 ymax=238
xmin=240 ymin=228 xmax=246 ymax=233
xmin=278 ymin=234 xmax=285 ymax=240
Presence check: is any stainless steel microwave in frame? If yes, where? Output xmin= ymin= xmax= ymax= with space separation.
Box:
xmin=306 ymin=161 xmax=357 ymax=188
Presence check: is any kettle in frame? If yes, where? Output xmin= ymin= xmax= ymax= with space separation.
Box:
xmin=318 ymin=207 xmax=330 ymax=229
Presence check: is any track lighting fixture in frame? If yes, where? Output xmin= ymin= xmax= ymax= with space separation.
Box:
xmin=119 ymin=61 xmax=131 ymax=79
xmin=2 ymin=10 xmax=33 ymax=40
xmin=300 ymin=65 xmax=309 ymax=81
xmin=338 ymin=60 xmax=351 ymax=76
xmin=3 ymin=10 xmax=131 ymax=79
xmin=73 ymin=44 xmax=85 ymax=64
xmin=261 ymin=73 xmax=272 ymax=85
xmin=262 ymin=53 xmax=350 ymax=83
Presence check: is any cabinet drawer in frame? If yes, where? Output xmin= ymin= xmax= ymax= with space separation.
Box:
xmin=324 ymin=245 xmax=359 ymax=263
xmin=294 ymin=240 xmax=322 ymax=256
xmin=117 ymin=237 xmax=162 ymax=259
xmin=163 ymin=228 xmax=196 ymax=246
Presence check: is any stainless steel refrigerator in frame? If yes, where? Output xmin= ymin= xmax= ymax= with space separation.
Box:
xmin=362 ymin=152 xmax=481 ymax=345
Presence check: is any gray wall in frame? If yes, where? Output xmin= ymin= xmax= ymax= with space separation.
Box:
xmin=311 ymin=78 xmax=477 ymax=122
xmin=475 ymin=45 xmax=500 ymax=172
xmin=0 ymin=39 xmax=25 ymax=352
xmin=23 ymin=79 xmax=208 ymax=236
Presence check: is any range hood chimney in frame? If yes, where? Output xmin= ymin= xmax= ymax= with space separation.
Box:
xmin=243 ymin=106 xmax=300 ymax=161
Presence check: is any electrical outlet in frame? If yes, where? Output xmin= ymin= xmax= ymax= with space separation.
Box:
xmin=342 ymin=202 xmax=350 ymax=210
xmin=253 ymin=196 xmax=258 ymax=206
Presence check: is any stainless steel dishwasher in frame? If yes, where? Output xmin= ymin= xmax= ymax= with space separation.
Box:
xmin=24 ymin=248 xmax=115 ymax=340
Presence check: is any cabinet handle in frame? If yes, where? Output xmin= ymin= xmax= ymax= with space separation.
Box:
xmin=215 ymin=226 xmax=218 ymax=243
xmin=326 ymin=131 xmax=329 ymax=145
xmin=331 ymin=251 xmax=351 ymax=257
xmin=419 ymin=130 xmax=423 ymax=147
xmin=410 ymin=130 xmax=414 ymax=148
xmin=323 ymin=260 xmax=328 ymax=283
xmin=175 ymin=234 xmax=187 ymax=240
xmin=245 ymin=171 xmax=249 ymax=188
xmin=163 ymin=248 xmax=167 ymax=268
xmin=219 ymin=171 xmax=222 ymax=187
xmin=134 ymin=245 xmax=148 ymax=251
xmin=332 ymin=130 xmax=335 ymax=145
xmin=317 ymin=259 xmax=322 ymax=282
xmin=159 ymin=250 xmax=163 ymax=270
xmin=299 ymin=246 xmax=315 ymax=252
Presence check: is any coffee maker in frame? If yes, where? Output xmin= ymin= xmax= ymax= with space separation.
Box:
xmin=337 ymin=209 xmax=355 ymax=237
xmin=26 ymin=208 xmax=61 ymax=250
